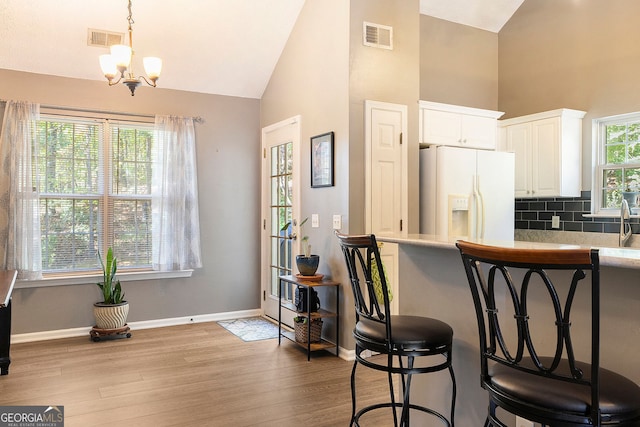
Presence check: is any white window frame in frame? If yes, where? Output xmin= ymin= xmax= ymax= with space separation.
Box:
xmin=592 ymin=111 xmax=640 ymax=216
xmin=18 ymin=110 xmax=193 ymax=288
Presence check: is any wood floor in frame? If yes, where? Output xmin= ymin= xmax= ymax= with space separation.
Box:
xmin=0 ymin=320 xmax=400 ymax=426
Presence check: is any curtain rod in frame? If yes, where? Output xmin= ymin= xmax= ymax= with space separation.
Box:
xmin=0 ymin=100 xmax=203 ymax=123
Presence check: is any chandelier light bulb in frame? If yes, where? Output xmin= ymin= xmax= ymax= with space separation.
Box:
xmin=110 ymin=44 xmax=132 ymax=72
xmin=143 ymin=57 xmax=162 ymax=81
xmin=99 ymin=54 xmax=117 ymax=81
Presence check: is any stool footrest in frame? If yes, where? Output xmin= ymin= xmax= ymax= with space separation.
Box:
xmin=353 ymin=402 xmax=451 ymax=427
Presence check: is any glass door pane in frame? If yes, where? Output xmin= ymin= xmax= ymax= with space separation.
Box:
xmin=269 ymin=142 xmax=294 ymax=301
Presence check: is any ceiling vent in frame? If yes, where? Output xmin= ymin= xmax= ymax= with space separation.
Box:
xmin=363 ymin=22 xmax=393 ymax=50
xmin=87 ymin=29 xmax=124 ymax=48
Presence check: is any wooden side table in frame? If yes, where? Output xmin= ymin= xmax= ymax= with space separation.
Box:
xmin=278 ymin=275 xmax=339 ymax=361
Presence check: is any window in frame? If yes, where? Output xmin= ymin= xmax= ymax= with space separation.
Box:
xmin=36 ymin=115 xmax=154 ymax=273
xmin=594 ymin=112 xmax=640 ymax=213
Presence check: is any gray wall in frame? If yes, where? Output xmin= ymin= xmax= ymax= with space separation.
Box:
xmin=349 ymin=0 xmax=421 ymax=235
xmin=0 ymin=69 xmax=261 ymax=333
xmin=260 ymin=0 xmax=351 ymax=345
xmin=420 ymin=15 xmax=499 ymax=111
xmin=499 ymin=0 xmax=640 ymax=190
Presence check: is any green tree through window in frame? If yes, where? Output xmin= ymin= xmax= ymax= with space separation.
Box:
xmin=35 ymin=116 xmax=153 ymax=273
xmin=597 ymin=114 xmax=640 ymax=211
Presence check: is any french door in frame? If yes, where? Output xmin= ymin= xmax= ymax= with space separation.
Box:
xmin=261 ymin=117 xmax=301 ymax=322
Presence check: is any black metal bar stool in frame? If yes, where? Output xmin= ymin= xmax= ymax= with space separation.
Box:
xmin=336 ymin=232 xmax=456 ymax=426
xmin=457 ymin=240 xmax=640 ymax=427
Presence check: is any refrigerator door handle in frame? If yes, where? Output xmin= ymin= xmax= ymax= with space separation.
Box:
xmin=469 ymin=175 xmax=480 ymax=239
xmin=475 ymin=175 xmax=486 ymax=239
xmin=476 ymin=176 xmax=485 ymax=239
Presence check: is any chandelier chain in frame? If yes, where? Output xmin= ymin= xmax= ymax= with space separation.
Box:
xmin=126 ymin=0 xmax=135 ymax=30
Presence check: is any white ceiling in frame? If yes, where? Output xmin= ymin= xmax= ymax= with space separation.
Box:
xmin=0 ymin=0 xmax=523 ymax=99
xmin=420 ymin=0 xmax=524 ymax=33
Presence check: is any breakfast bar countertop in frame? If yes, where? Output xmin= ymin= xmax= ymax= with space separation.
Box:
xmin=376 ymin=233 xmax=640 ymax=269
xmin=381 ymin=233 xmax=640 ymax=426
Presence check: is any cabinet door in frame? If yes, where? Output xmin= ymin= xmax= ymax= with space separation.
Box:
xmin=421 ymin=109 xmax=462 ymax=146
xmin=461 ymin=115 xmax=497 ymax=149
xmin=531 ymin=118 xmax=560 ymax=197
xmin=506 ymin=123 xmax=531 ymax=197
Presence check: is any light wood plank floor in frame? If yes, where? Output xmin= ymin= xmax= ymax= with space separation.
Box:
xmin=0 ymin=320 xmax=401 ymax=426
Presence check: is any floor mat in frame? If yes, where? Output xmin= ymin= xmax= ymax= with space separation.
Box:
xmin=217 ymin=317 xmax=280 ymax=342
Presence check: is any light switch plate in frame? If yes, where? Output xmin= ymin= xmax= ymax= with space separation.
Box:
xmin=311 ymin=214 xmax=319 ymax=228
xmin=552 ymin=215 xmax=560 ymax=229
xmin=332 ymin=214 xmax=342 ymax=230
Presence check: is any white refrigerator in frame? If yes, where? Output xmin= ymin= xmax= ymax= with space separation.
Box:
xmin=420 ymin=146 xmax=515 ymax=241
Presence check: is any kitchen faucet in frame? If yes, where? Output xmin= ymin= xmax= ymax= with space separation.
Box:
xmin=620 ymin=199 xmax=632 ymax=247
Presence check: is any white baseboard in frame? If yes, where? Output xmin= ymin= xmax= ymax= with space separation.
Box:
xmin=340 ymin=347 xmax=355 ymax=361
xmin=11 ymin=308 xmax=262 ymax=344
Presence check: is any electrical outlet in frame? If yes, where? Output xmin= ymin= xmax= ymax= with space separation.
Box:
xmin=332 ymin=214 xmax=342 ymax=230
xmin=311 ymin=214 xmax=319 ymax=228
xmin=552 ymin=215 xmax=560 ymax=229
xmin=516 ymin=416 xmax=535 ymax=427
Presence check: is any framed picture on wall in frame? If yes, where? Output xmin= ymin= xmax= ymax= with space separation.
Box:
xmin=311 ymin=131 xmax=334 ymax=188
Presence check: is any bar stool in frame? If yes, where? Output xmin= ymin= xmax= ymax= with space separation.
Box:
xmin=336 ymin=232 xmax=456 ymax=426
xmin=457 ymin=240 xmax=640 ymax=426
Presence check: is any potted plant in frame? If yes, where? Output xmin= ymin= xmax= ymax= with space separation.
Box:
xmin=295 ymin=217 xmax=319 ymax=276
xmin=93 ymin=248 xmax=129 ymax=330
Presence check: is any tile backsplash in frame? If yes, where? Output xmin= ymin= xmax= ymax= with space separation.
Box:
xmin=515 ymin=191 xmax=640 ymax=234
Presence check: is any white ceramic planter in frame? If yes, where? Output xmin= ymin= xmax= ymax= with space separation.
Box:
xmin=93 ymin=301 xmax=129 ymax=329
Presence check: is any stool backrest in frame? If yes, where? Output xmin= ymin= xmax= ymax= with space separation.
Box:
xmin=456 ymin=240 xmax=600 ymax=423
xmin=335 ymin=232 xmax=391 ymax=333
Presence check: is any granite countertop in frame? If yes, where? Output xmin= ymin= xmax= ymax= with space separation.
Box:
xmin=376 ymin=233 xmax=640 ymax=269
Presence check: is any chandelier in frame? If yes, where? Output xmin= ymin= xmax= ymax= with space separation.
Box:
xmin=99 ymin=0 xmax=162 ymax=96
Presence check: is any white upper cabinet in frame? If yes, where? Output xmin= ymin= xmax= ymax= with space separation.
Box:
xmin=499 ymin=109 xmax=586 ymax=198
xmin=419 ymin=101 xmax=505 ymax=150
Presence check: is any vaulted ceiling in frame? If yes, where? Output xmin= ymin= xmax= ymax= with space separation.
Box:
xmin=0 ymin=0 xmax=523 ymax=99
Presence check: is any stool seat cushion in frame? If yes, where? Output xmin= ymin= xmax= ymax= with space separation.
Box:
xmin=355 ymin=315 xmax=453 ymax=350
xmin=489 ymin=357 xmax=640 ymax=419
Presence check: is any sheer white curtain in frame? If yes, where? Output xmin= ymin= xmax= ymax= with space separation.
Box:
xmin=152 ymin=115 xmax=202 ymax=271
xmin=0 ymin=101 xmax=42 ymax=280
